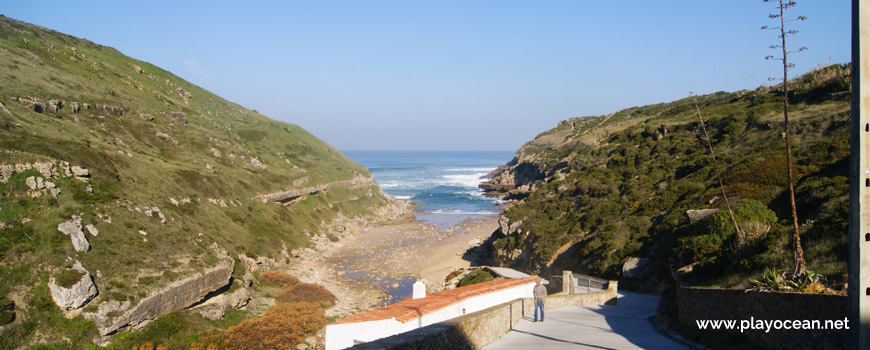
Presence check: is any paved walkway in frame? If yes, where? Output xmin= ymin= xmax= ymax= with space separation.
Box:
xmin=483 ymin=292 xmax=687 ymax=350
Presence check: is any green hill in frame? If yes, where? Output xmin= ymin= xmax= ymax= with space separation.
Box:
xmin=482 ymin=63 xmax=851 ymax=292
xmin=0 ymin=15 xmax=407 ymax=348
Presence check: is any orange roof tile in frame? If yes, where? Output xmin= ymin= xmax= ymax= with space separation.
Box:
xmin=331 ymin=276 xmax=538 ymax=325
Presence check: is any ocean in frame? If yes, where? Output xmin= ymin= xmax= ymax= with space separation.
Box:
xmin=343 ymin=150 xmax=514 ymax=228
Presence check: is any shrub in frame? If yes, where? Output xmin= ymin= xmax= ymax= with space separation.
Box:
xmin=275 ymin=283 xmax=336 ymax=309
xmin=458 ymin=269 xmax=497 ymax=287
xmin=225 ymin=302 xmax=325 ymax=350
xmin=680 ymin=199 xmax=778 ymax=267
xmin=259 ymin=271 xmax=299 ymax=288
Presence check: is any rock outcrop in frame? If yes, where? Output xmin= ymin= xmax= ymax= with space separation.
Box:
xmin=0 ymin=101 xmax=11 ymax=115
xmin=621 ymin=257 xmax=651 ymax=279
xmin=70 ymin=165 xmax=90 ymax=179
xmin=479 ymin=157 xmax=549 ymax=200
xmin=259 ymin=175 xmax=376 ymax=205
xmin=47 ymin=99 xmax=63 ymax=113
xmin=686 ymin=209 xmax=719 ymax=222
xmin=57 ymin=216 xmax=90 ymax=252
xmin=95 ymin=103 xmax=124 ymax=116
xmin=48 ymin=261 xmax=97 ymax=310
xmin=250 ymin=157 xmax=267 ymax=169
xmin=155 ymin=131 xmax=178 ymax=145
xmin=85 ymin=252 xmax=234 ymax=337
xmin=170 ymin=111 xmax=186 ymax=124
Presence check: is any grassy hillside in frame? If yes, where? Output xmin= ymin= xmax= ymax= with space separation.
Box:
xmin=483 ymin=64 xmax=851 ymax=291
xmin=0 ymin=15 xmax=402 ymax=348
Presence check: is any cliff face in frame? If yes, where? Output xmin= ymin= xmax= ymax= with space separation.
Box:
xmin=0 ymin=16 xmax=410 ymax=347
xmin=481 ymin=64 xmax=852 ymax=290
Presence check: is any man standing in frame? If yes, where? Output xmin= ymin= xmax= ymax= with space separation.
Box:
xmin=533 ymin=278 xmax=547 ymax=322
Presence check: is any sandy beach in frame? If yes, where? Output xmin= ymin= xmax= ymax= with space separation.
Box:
xmin=325 ymin=217 xmax=497 ymax=288
xmin=284 ymin=215 xmax=498 ymax=318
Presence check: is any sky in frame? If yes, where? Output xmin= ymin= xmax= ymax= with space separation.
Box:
xmin=2 ymin=1 xmax=852 ymax=151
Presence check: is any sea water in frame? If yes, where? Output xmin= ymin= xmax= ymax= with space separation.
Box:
xmin=341 ymin=150 xmax=514 ymax=302
xmin=343 ymin=150 xmax=514 ymax=228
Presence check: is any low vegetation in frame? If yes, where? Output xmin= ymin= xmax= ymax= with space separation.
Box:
xmin=487 ymin=63 xmax=851 ymax=290
xmin=457 ymin=269 xmax=498 ymax=287
xmin=0 ymin=16 xmax=391 ymax=348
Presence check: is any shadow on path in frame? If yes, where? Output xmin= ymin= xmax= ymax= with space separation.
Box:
xmin=484 ymin=292 xmax=687 ymax=350
xmin=510 ymin=329 xmax=618 ymax=350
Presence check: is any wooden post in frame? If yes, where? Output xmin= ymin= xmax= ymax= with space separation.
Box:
xmin=849 ymin=0 xmax=870 ymax=348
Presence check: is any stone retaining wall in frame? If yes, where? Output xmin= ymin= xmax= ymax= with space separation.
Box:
xmin=677 ymin=287 xmax=847 ymax=349
xmin=352 ymin=281 xmax=617 ymax=349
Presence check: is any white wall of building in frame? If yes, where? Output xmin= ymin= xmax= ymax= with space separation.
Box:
xmin=325 ymin=281 xmax=536 ymax=350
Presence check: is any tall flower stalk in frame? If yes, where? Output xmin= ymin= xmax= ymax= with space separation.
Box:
xmin=691 ymin=93 xmax=742 ymax=245
xmin=762 ymin=0 xmax=807 ymax=276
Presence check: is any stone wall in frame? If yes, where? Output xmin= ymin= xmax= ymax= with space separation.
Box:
xmin=352 ymin=281 xmax=617 ymax=350
xmin=677 ymin=287 xmax=847 ymax=349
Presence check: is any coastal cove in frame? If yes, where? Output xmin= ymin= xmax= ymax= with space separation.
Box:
xmin=327 ymin=150 xmax=513 ymax=302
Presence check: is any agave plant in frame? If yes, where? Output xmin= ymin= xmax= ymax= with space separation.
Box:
xmin=749 ymin=267 xmax=825 ymax=292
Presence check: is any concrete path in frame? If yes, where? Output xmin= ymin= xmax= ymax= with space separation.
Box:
xmin=483 ymin=292 xmax=687 ymax=350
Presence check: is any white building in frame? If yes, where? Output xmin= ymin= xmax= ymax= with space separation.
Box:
xmin=325 ymin=276 xmax=539 ymax=350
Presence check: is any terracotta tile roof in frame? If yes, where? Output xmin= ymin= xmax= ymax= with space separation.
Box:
xmin=331 ymin=276 xmax=538 ymax=325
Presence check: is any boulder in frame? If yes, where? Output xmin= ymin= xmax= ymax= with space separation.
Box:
xmin=170 ymin=111 xmax=186 ymax=124
xmin=47 ymin=99 xmax=63 ymax=113
xmin=95 ymin=103 xmax=124 ymax=116
xmin=0 ymin=101 xmax=10 ymax=115
xmin=69 ymin=102 xmax=80 ymax=114
xmin=196 ymin=304 xmax=226 ymax=320
xmin=70 ymin=165 xmax=90 ymax=178
xmin=250 ymin=157 xmax=267 ymax=169
xmin=0 ymin=164 xmax=14 ymax=183
xmin=25 ymin=176 xmax=39 ymax=190
xmin=133 ymin=65 xmax=143 ymax=74
xmin=85 ymin=224 xmax=99 ymax=236
xmin=686 ymin=209 xmax=718 ymax=222
xmin=17 ymin=97 xmax=35 ymax=108
xmin=139 ymin=113 xmax=153 ymax=121
xmin=156 ymin=131 xmax=178 ymax=145
xmin=225 ymin=286 xmax=250 ymax=309
xmin=32 ymin=161 xmax=55 ymax=178
xmin=48 ymin=261 xmax=97 ymax=310
xmin=622 ymin=257 xmax=651 ymax=279
xmin=57 ymin=216 xmax=90 ymax=252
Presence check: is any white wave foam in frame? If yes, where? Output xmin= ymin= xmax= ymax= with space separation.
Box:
xmin=429 ymin=209 xmax=497 ymax=215
xmin=439 ymin=173 xmax=489 ymax=188
xmin=393 ymin=195 xmax=412 ymax=200
xmin=444 ymin=167 xmax=496 ymax=173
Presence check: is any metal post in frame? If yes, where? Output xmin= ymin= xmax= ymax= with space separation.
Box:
xmin=849 ymin=0 xmax=870 ymax=348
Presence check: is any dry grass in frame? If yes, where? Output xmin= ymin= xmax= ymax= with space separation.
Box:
xmin=275 ymin=283 xmax=336 ymax=309
xmin=223 ymin=302 xmax=325 ymax=350
xmin=258 ymin=271 xmax=300 ymax=288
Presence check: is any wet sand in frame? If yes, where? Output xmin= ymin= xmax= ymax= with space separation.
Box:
xmin=322 ymin=216 xmax=498 ymax=310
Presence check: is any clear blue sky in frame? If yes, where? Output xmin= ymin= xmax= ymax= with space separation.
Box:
xmin=3 ymin=1 xmax=851 ymax=151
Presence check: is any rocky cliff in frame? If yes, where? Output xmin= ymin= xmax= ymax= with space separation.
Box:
xmin=481 ymin=64 xmax=852 ymax=292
